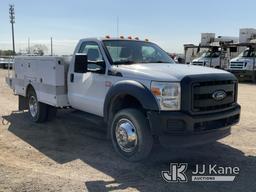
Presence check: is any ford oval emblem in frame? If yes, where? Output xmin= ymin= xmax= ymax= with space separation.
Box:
xmin=212 ymin=90 xmax=227 ymax=101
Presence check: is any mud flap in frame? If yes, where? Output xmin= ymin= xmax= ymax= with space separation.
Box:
xmin=19 ymin=95 xmax=28 ymax=111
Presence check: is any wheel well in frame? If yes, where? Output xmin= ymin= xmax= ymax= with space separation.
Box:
xmin=108 ymin=95 xmax=144 ymax=122
xmin=26 ymin=84 xmax=35 ymax=97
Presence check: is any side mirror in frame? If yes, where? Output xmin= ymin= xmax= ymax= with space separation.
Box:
xmin=74 ymin=53 xmax=88 ymax=73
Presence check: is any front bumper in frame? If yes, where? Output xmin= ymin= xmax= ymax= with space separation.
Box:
xmin=147 ymin=105 xmax=240 ymax=147
xmin=228 ymin=70 xmax=256 ymax=82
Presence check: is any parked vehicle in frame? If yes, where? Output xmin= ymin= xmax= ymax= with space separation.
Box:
xmin=191 ymin=47 xmax=227 ymax=68
xmin=185 ymin=33 xmax=238 ymax=69
xmin=6 ymin=37 xmax=241 ymax=161
xmin=0 ymin=57 xmax=14 ymax=69
xmin=228 ymin=45 xmax=256 ymax=82
xmin=227 ymin=28 xmax=256 ymax=82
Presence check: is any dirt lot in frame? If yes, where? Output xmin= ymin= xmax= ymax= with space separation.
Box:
xmin=0 ymin=69 xmax=255 ymax=192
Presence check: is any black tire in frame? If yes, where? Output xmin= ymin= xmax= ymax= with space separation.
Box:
xmin=110 ymin=108 xmax=153 ymax=162
xmin=27 ymin=88 xmax=48 ymax=123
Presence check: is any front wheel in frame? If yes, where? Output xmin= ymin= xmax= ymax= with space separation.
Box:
xmin=110 ymin=108 xmax=153 ymax=162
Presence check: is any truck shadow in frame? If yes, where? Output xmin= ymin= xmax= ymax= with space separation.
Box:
xmin=3 ymin=111 xmax=256 ymax=192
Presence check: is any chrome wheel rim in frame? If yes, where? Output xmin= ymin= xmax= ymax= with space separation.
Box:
xmin=115 ymin=118 xmax=138 ymax=153
xmin=29 ymin=96 xmax=38 ymax=117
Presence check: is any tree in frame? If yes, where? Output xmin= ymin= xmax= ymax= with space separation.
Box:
xmin=30 ymin=44 xmax=48 ymax=56
xmin=0 ymin=50 xmax=14 ymax=56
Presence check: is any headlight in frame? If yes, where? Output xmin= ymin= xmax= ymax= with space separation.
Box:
xmin=151 ymin=82 xmax=181 ymax=111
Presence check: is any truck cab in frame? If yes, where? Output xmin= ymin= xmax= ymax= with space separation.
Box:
xmin=188 ymin=34 xmax=238 ymax=69
xmin=6 ymin=37 xmax=241 ymax=161
xmin=229 ymin=48 xmax=256 ymax=70
xmin=192 ymin=49 xmax=227 ymax=68
xmin=228 ymin=47 xmax=256 ymax=82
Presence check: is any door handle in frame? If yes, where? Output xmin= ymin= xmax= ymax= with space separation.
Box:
xmin=70 ymin=73 xmax=74 ymax=83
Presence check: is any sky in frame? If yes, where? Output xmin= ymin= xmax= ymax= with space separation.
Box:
xmin=0 ymin=0 xmax=256 ymax=55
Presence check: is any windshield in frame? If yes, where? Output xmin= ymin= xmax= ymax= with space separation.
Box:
xmin=239 ymin=49 xmax=256 ymax=58
xmin=202 ymin=51 xmax=221 ymax=58
xmin=103 ymin=40 xmax=175 ymax=65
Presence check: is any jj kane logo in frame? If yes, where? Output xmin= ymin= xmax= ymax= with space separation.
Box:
xmin=162 ymin=163 xmax=239 ymax=182
xmin=162 ymin=163 xmax=188 ymax=182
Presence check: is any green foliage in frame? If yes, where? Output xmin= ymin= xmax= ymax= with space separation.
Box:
xmin=0 ymin=50 xmax=14 ymax=56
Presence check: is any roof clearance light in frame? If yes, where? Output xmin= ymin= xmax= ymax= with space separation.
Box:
xmin=135 ymin=37 xmax=139 ymax=40
xmin=145 ymin=39 xmax=149 ymax=42
xmin=128 ymin=36 xmax=132 ymax=40
xmin=120 ymin=36 xmax=124 ymax=39
xmin=105 ymin=35 xmax=110 ymax=39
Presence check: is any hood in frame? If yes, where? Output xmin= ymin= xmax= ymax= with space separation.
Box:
xmin=230 ymin=56 xmax=250 ymax=63
xmin=112 ymin=63 xmax=229 ymax=81
xmin=192 ymin=56 xmax=213 ymax=63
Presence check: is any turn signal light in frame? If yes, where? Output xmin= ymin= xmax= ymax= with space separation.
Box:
xmin=151 ymin=87 xmax=161 ymax=96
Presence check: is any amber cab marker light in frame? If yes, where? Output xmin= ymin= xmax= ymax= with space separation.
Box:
xmin=135 ymin=37 xmax=139 ymax=40
xmin=120 ymin=36 xmax=124 ymax=39
xmin=145 ymin=39 xmax=149 ymax=42
xmin=151 ymin=87 xmax=161 ymax=96
xmin=105 ymin=35 xmax=110 ymax=39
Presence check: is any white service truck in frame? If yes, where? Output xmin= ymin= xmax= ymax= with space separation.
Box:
xmin=191 ymin=47 xmax=227 ymax=68
xmin=229 ymin=46 xmax=256 ymax=82
xmin=6 ymin=37 xmax=241 ymax=161
xmin=190 ymin=33 xmax=238 ymax=69
xmin=228 ymin=28 xmax=256 ymax=82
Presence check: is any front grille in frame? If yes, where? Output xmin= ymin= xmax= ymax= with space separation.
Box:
xmin=192 ymin=80 xmax=236 ymax=113
xmin=230 ymin=62 xmax=244 ymax=69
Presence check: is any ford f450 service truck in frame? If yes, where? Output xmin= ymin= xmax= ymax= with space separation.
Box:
xmin=6 ymin=37 xmax=241 ymax=161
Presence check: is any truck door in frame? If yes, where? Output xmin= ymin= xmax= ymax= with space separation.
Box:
xmin=68 ymin=41 xmax=106 ymax=116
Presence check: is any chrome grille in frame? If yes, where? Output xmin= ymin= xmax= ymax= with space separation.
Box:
xmin=192 ymin=80 xmax=236 ymax=113
xmin=230 ymin=62 xmax=244 ymax=69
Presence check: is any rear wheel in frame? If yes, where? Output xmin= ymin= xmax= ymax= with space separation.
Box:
xmin=27 ymin=88 xmax=48 ymax=123
xmin=111 ymin=108 xmax=153 ymax=162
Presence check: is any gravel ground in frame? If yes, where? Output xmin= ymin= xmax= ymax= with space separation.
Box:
xmin=0 ymin=69 xmax=255 ymax=192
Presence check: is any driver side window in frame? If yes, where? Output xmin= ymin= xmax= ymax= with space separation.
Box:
xmin=79 ymin=42 xmax=105 ymax=72
xmin=142 ymin=46 xmax=157 ymax=61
